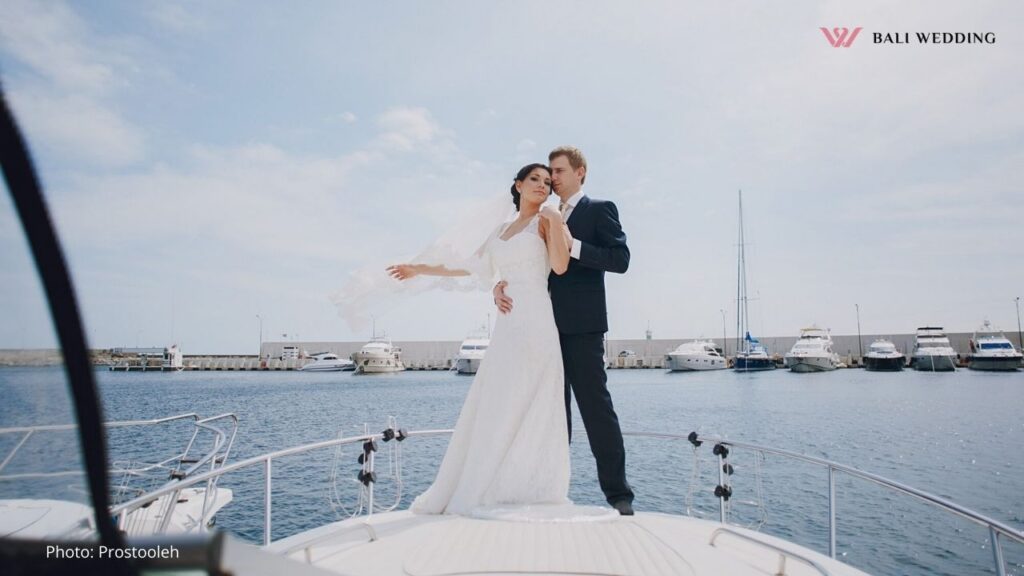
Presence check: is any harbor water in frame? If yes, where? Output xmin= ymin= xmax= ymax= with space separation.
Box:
xmin=1 ymin=366 xmax=1021 ymax=575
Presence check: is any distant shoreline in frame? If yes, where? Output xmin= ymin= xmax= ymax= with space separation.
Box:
xmin=0 ymin=349 xmax=64 ymax=367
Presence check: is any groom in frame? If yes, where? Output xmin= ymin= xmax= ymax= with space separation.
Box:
xmin=494 ymin=145 xmax=635 ymax=515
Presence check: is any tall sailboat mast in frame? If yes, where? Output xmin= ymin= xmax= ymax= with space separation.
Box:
xmin=736 ymin=190 xmax=748 ymax=354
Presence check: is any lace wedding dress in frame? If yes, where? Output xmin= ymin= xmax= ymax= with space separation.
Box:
xmin=411 ymin=215 xmax=571 ymax=515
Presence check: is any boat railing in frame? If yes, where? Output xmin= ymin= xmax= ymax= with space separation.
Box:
xmin=709 ymin=526 xmax=831 ymax=576
xmin=100 ymin=424 xmax=1023 ymax=575
xmin=108 ymin=427 xmax=454 ymax=545
xmin=0 ymin=412 xmax=238 ymax=531
xmin=643 ymin=431 xmax=1024 ymax=576
xmin=0 ymin=413 xmax=201 ymax=480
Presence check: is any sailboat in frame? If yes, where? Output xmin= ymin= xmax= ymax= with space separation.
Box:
xmin=733 ymin=190 xmax=776 ymax=372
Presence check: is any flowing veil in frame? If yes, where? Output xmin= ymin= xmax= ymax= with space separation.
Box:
xmin=330 ymin=190 xmax=518 ymax=332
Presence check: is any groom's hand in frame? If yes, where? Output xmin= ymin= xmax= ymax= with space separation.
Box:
xmin=493 ymin=280 xmax=513 ymax=314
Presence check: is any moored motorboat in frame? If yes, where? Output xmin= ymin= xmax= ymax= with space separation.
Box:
xmin=666 ymin=340 xmax=728 ymax=371
xmin=968 ymin=320 xmax=1023 ymax=371
xmin=352 ymin=337 xmax=405 ymax=374
xmin=784 ymin=326 xmax=840 ymax=372
xmin=455 ymin=336 xmax=489 ymax=375
xmin=863 ymin=339 xmax=905 ymax=371
xmin=910 ymin=327 xmax=957 ymax=371
xmin=299 ymin=352 xmax=355 ymax=372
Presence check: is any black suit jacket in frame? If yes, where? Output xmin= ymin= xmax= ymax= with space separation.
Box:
xmin=548 ymin=195 xmax=629 ymax=334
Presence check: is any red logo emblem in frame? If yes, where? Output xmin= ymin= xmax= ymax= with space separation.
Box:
xmin=820 ymin=27 xmax=863 ymax=48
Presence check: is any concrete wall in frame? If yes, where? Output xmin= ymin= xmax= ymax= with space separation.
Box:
xmin=262 ymin=330 xmax=1014 ymax=365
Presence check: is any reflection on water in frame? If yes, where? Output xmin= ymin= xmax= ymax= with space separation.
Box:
xmin=1 ymin=366 xmax=1021 ymax=575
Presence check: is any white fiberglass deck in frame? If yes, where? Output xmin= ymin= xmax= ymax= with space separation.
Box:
xmin=268 ymin=506 xmax=869 ymax=576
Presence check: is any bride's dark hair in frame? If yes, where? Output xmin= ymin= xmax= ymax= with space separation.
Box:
xmin=510 ymin=163 xmax=551 ymax=211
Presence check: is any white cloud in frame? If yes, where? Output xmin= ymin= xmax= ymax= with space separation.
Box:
xmin=0 ymin=0 xmax=144 ymax=166
xmin=515 ymin=139 xmax=536 ymax=153
xmin=373 ymin=107 xmax=445 ymax=152
xmin=54 ymin=143 xmax=374 ymax=263
xmin=9 ymin=90 xmax=145 ymax=166
xmin=36 ymin=104 xmax=508 ymax=347
xmin=0 ymin=0 xmax=117 ymax=93
xmin=147 ymin=2 xmax=208 ymax=34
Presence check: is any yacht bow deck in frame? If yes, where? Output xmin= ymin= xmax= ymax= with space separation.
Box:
xmin=269 ymin=509 xmax=867 ymax=576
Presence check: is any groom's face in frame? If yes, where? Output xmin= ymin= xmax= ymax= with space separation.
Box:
xmin=550 ymin=155 xmax=583 ymax=197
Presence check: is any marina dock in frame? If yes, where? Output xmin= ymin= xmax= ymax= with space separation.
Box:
xmin=90 ymin=329 xmax=1015 ymax=371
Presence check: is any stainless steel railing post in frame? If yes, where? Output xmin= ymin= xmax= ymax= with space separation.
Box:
xmin=991 ymin=526 xmax=1006 ymax=576
xmin=828 ymin=466 xmax=837 ymax=559
xmin=264 ymin=458 xmax=272 ymax=546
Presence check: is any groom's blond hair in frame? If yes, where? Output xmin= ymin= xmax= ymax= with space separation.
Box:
xmin=549 ymin=146 xmax=587 ymax=184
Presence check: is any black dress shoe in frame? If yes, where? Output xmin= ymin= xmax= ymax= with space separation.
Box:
xmin=612 ymin=500 xmax=634 ymax=516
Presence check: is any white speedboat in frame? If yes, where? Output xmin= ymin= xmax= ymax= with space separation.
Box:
xmin=784 ymin=326 xmax=840 ymax=372
xmin=863 ymin=339 xmax=905 ymax=371
xmin=299 ymin=353 xmax=355 ymax=372
xmin=968 ymin=321 xmax=1023 ymax=371
xmin=352 ymin=337 xmax=405 ymax=374
xmin=455 ymin=335 xmax=489 ymax=375
xmin=910 ymin=326 xmax=958 ymax=371
xmin=666 ymin=340 xmax=728 ymax=371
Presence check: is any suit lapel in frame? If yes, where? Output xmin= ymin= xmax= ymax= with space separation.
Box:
xmin=566 ymin=195 xmax=589 ymax=232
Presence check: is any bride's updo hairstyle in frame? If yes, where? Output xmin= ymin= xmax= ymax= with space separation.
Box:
xmin=510 ymin=163 xmax=551 ymax=211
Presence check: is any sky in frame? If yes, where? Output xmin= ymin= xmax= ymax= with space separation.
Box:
xmin=1 ymin=1 xmax=1022 ymax=354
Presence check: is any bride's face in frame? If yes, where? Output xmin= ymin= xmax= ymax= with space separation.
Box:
xmin=516 ymin=168 xmax=552 ymax=207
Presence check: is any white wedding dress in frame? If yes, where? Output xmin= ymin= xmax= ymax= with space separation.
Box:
xmin=411 ymin=215 xmax=572 ymax=515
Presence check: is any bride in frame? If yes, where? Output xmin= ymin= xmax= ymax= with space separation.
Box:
xmin=386 ymin=163 xmax=572 ymax=515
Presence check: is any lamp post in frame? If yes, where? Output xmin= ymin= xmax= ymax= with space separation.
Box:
xmin=1016 ymin=297 xmax=1022 ymax=353
xmin=720 ymin=309 xmax=727 ymax=357
xmin=855 ymin=303 xmax=863 ymax=367
xmin=256 ymin=315 xmax=263 ymax=358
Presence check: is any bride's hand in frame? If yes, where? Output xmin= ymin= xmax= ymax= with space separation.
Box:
xmin=540 ymin=205 xmax=562 ymax=222
xmin=387 ymin=264 xmax=420 ymax=281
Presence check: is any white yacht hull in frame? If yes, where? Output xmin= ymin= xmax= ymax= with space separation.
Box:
xmin=455 ymin=357 xmax=482 ymax=374
xmin=299 ymin=361 xmax=354 ymax=372
xmin=968 ymin=354 xmax=1022 ymax=371
xmin=353 ymin=356 xmax=405 ymax=374
xmin=666 ymin=353 xmax=728 ymax=371
xmin=784 ymin=354 xmax=838 ymax=372
xmin=864 ymin=355 xmax=905 ymax=371
xmin=911 ymin=353 xmax=957 ymax=371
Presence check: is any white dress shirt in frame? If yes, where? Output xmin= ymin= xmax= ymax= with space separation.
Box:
xmin=559 ymin=189 xmax=585 ymax=260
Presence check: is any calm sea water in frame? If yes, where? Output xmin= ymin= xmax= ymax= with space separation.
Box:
xmin=1 ymin=366 xmax=1021 ymax=575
